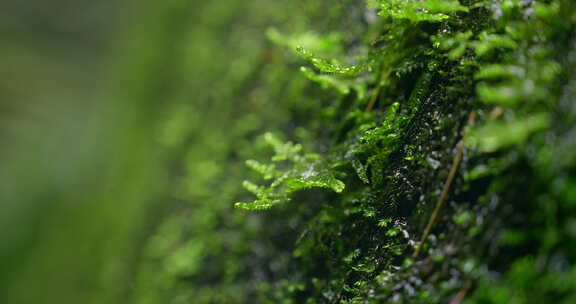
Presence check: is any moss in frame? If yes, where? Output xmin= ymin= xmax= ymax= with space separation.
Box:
xmin=132 ymin=0 xmax=576 ymax=303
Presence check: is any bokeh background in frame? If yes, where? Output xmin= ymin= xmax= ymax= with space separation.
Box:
xmin=0 ymin=1 xmax=342 ymax=303
xmin=1 ymin=1 xmax=163 ymax=302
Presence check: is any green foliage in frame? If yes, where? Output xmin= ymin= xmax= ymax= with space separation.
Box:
xmin=433 ymin=30 xmax=473 ymax=60
xmin=349 ymin=102 xmax=403 ymax=186
xmin=14 ymin=0 xmax=576 ymax=303
xmin=129 ymin=0 xmax=576 ymax=303
xmin=295 ymin=46 xmax=367 ymax=76
xmin=375 ymin=0 xmax=469 ymax=23
xmin=300 ymin=66 xmax=367 ymax=99
xmin=268 ymin=26 xmax=369 ymax=98
xmin=235 ymin=133 xmax=344 ymax=210
xmin=468 ymin=113 xmax=550 ymax=152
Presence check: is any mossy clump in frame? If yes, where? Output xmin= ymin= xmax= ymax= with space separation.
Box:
xmin=133 ymin=0 xmax=576 ymax=303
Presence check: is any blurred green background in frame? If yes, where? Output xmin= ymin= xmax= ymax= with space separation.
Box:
xmin=0 ymin=0 xmax=337 ymax=303
xmin=1 ymin=1 xmax=164 ymax=302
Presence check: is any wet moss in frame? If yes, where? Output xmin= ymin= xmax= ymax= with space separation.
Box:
xmin=133 ymin=0 xmax=576 ymax=303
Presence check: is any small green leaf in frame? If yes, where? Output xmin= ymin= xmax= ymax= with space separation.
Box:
xmin=296 ymin=47 xmax=366 ymax=76
xmin=468 ymin=113 xmax=550 ymax=152
xmin=377 ymin=0 xmax=468 ymax=23
xmin=471 ymin=32 xmax=518 ymax=56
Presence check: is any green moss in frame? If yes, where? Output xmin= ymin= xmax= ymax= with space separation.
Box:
xmin=131 ymin=0 xmax=576 ymax=303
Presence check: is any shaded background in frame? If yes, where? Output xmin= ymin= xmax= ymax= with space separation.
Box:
xmin=0 ymin=1 xmax=164 ymax=302
xmin=0 ymin=0 xmax=341 ymax=303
